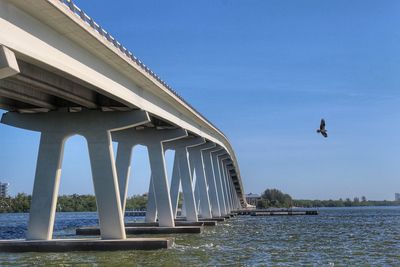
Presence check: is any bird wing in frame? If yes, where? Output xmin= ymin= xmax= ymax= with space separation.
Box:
xmin=322 ymin=131 xmax=328 ymax=138
xmin=320 ymin=119 xmax=326 ymax=130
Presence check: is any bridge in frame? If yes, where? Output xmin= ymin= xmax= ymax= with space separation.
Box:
xmin=0 ymin=0 xmax=247 ymax=248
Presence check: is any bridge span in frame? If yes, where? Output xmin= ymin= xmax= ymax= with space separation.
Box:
xmin=0 ymin=0 xmax=247 ymax=243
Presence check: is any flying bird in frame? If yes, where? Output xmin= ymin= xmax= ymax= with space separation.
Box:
xmin=317 ymin=119 xmax=328 ymax=138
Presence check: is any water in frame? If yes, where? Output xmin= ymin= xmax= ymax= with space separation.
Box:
xmin=0 ymin=207 xmax=399 ymax=266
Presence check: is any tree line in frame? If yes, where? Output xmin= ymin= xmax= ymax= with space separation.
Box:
xmin=1 ymin=190 xmax=398 ymax=213
xmin=0 ymin=193 xmax=184 ymax=213
xmin=256 ymin=189 xmax=400 ymax=209
xmin=0 ymin=193 xmax=149 ymax=213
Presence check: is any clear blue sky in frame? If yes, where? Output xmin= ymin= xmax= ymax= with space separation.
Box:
xmin=1 ymin=0 xmax=399 ymax=200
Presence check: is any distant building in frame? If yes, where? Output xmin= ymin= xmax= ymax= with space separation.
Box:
xmin=395 ymin=193 xmax=400 ymax=201
xmin=245 ymin=193 xmax=261 ymax=206
xmin=0 ymin=182 xmax=9 ymax=197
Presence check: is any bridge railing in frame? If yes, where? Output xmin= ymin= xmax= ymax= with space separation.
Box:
xmin=58 ymin=0 xmax=225 ymax=137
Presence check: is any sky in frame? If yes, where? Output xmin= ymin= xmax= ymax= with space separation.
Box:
xmin=1 ymin=0 xmax=400 ymax=200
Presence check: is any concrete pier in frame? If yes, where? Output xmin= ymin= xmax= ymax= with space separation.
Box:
xmin=235 ymin=209 xmax=319 ymax=216
xmin=251 ymin=210 xmax=319 ymax=216
xmin=76 ymin=226 xmax=203 ymax=235
xmin=175 ymin=217 xmax=226 ymax=222
xmin=163 ymin=137 xmax=206 ymax=222
xmin=125 ymin=221 xmax=217 ymax=227
xmin=0 ymin=238 xmax=171 ymax=252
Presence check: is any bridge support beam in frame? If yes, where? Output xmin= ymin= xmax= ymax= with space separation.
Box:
xmin=187 ymin=142 xmax=215 ymax=219
xmin=164 ymin=137 xmax=205 ymax=221
xmin=0 ymin=45 xmax=19 ymax=79
xmin=218 ymin=155 xmax=232 ymax=213
xmin=228 ymin=177 xmax=237 ymax=211
xmin=112 ymin=127 xmax=187 ymax=227
xmin=224 ymin=159 xmax=235 ymax=212
xmin=200 ymin=145 xmax=221 ymax=218
xmin=1 ymin=110 xmax=150 ymax=240
xmin=211 ymin=150 xmax=228 ymax=216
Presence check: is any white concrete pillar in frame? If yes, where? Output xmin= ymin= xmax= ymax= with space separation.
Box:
xmin=175 ymin=147 xmax=198 ymax=221
xmin=230 ymin=178 xmax=240 ymax=210
xmin=224 ymin=164 xmax=234 ymax=211
xmin=115 ymin=143 xmax=133 ymax=213
xmin=211 ymin=150 xmax=228 ymax=216
xmin=218 ymin=155 xmax=232 ymax=213
xmin=147 ymin=143 xmax=173 ymax=226
xmin=1 ymin=110 xmax=150 ymax=240
xmin=228 ymin=177 xmax=236 ymax=211
xmin=145 ymin=177 xmax=157 ymax=222
xmin=226 ymin=166 xmax=240 ymax=210
xmin=112 ymin=127 xmax=187 ymax=227
xmin=201 ymin=146 xmax=221 ymax=218
xmin=188 ymin=143 xmax=215 ymax=219
xmin=223 ymin=160 xmax=234 ymax=212
xmin=169 ymin=154 xmax=181 ymax=217
xmin=26 ymin=132 xmax=64 ymax=240
xmin=189 ymin=160 xmax=200 ymax=213
xmin=164 ymin=137 xmax=205 ymax=222
xmin=86 ymin=131 xmax=126 ymax=240
xmin=223 ymin=163 xmax=232 ymax=212
xmin=181 ymin=199 xmax=187 ymax=217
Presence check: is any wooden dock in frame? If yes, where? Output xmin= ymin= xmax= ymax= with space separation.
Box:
xmin=236 ymin=209 xmax=318 ymax=216
xmin=125 ymin=210 xmax=146 ymax=217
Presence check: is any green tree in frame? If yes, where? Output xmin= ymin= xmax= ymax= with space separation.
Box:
xmin=261 ymin=189 xmax=293 ymax=208
xmin=125 ymin=194 xmax=148 ymax=210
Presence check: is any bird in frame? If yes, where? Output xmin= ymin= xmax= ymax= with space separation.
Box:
xmin=317 ymin=119 xmax=328 ymax=138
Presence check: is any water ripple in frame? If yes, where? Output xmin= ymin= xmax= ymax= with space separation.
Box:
xmin=0 ymin=207 xmax=399 ymax=266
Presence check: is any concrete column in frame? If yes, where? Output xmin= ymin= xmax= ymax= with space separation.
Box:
xmin=164 ymin=137 xmax=205 ymax=222
xmin=169 ymin=154 xmax=181 ymax=217
xmin=189 ymin=160 xmax=199 ymax=213
xmin=147 ymin=143 xmax=173 ymax=226
xmin=145 ymin=177 xmax=157 ymax=222
xmin=181 ymin=199 xmax=187 ymax=217
xmin=188 ymin=143 xmax=215 ymax=219
xmin=26 ymin=132 xmax=65 ymax=240
xmin=211 ymin=150 xmax=228 ymax=216
xmin=218 ymin=155 xmax=232 ymax=213
xmin=223 ymin=166 xmax=232 ymax=212
xmin=1 ymin=110 xmax=150 ymax=240
xmin=224 ymin=165 xmax=234 ymax=211
xmin=86 ymin=131 xmax=127 ymax=240
xmin=201 ymin=146 xmax=221 ymax=218
xmin=112 ymin=127 xmax=187 ymax=227
xmin=228 ymin=178 xmax=236 ymax=211
xmin=230 ymin=178 xmax=240 ymax=210
xmin=226 ymin=166 xmax=240 ymax=210
xmin=223 ymin=160 xmax=234 ymax=212
xmin=176 ymin=148 xmax=197 ymax=221
xmin=115 ymin=143 xmax=133 ymax=213
xmin=235 ymin=190 xmax=241 ymax=209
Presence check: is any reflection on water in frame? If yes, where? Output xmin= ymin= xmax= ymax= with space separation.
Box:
xmin=0 ymin=207 xmax=399 ymax=266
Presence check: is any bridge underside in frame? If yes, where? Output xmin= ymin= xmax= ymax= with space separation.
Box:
xmin=0 ymin=57 xmax=178 ymax=131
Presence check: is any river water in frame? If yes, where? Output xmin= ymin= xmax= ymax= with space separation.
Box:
xmin=0 ymin=206 xmax=399 ymax=266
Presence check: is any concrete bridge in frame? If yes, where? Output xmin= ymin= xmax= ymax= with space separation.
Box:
xmin=0 ymin=0 xmax=247 ymax=247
